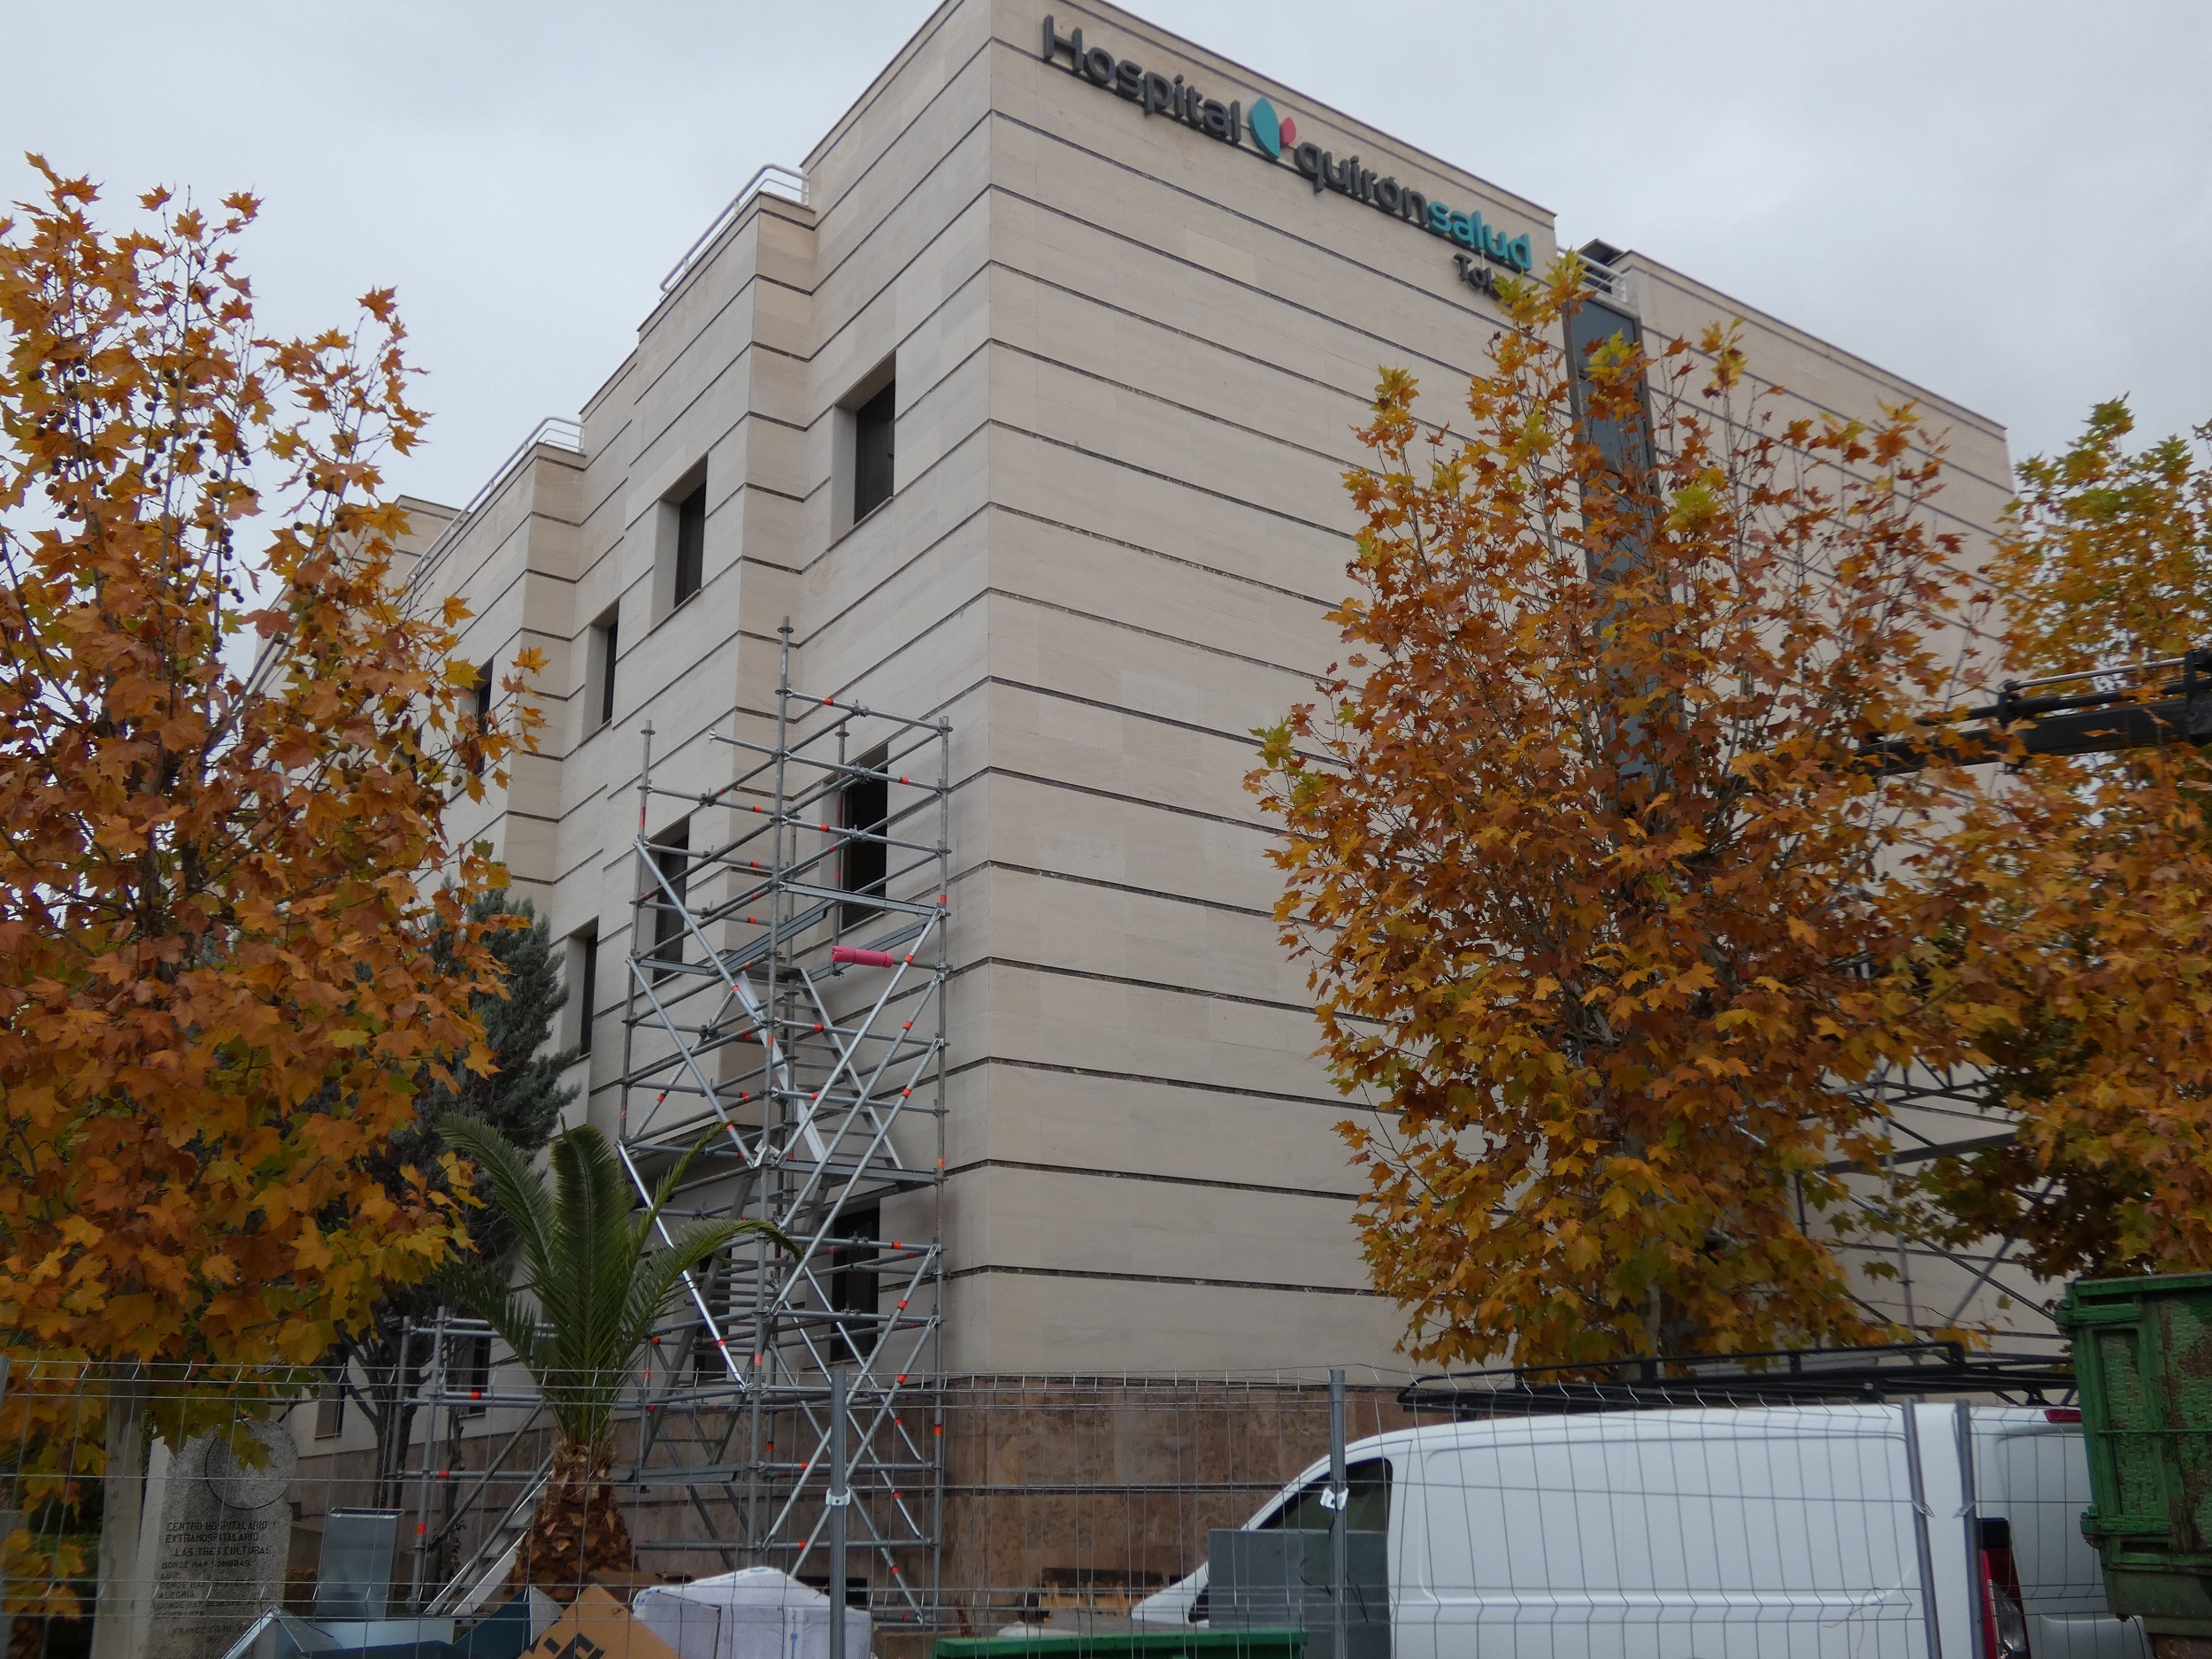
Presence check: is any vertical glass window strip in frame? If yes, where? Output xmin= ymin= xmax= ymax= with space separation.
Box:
xmin=470 ymin=662 xmax=494 ymax=774
xmin=651 ymin=819 xmax=689 ymax=978
xmin=453 ymin=1333 xmax=492 ymax=1417
xmin=596 ymin=615 xmax=618 ymax=727
xmin=673 ymin=483 xmax=706 ymax=603
xmin=841 ymin=748 xmax=888 ymax=927
xmin=573 ymin=925 xmax=598 ymax=1056
xmin=853 ymin=382 xmax=895 ymax=521
xmin=829 ymin=1205 xmax=880 ymax=1365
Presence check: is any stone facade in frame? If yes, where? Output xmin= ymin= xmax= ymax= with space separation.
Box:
xmin=404 ymin=0 xmax=2020 ymax=1380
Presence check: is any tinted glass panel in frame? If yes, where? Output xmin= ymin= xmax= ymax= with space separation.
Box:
xmin=854 ymin=382 xmax=895 ymax=520
xmin=841 ymin=750 xmax=888 ymax=926
xmin=673 ymin=483 xmax=705 ymax=603
xmin=651 ymin=820 xmax=688 ymax=978
xmin=597 ymin=617 xmax=618 ymax=726
xmin=574 ymin=927 xmax=597 ymax=1056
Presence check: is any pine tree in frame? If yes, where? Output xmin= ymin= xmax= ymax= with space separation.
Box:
xmin=332 ymin=891 xmax=578 ymax=1510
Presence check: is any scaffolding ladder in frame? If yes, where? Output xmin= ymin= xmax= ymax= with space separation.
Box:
xmin=616 ymin=630 xmax=949 ymax=1617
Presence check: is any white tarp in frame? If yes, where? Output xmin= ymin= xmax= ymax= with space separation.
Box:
xmin=634 ymin=1568 xmax=873 ymax=1659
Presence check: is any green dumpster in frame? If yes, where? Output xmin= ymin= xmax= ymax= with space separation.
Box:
xmin=2057 ymin=1271 xmax=2212 ymax=1639
xmin=933 ymin=1632 xmax=1306 ymax=1659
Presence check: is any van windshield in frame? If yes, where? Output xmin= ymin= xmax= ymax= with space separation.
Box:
xmin=1257 ymin=1457 xmax=1392 ymax=1535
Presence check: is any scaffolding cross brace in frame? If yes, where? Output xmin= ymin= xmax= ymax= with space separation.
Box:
xmin=613 ymin=630 xmax=949 ymax=1617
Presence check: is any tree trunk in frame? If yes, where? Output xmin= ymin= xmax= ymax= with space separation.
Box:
xmin=87 ymin=1368 xmax=148 ymax=1659
xmin=342 ymin=1318 xmax=425 ymax=1511
xmin=507 ymin=1438 xmax=633 ymax=1604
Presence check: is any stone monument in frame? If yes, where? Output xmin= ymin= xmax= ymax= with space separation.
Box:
xmin=134 ymin=1422 xmax=297 ymax=1659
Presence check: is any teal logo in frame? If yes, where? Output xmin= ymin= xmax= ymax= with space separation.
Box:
xmin=1248 ymin=96 xmax=1297 ymax=160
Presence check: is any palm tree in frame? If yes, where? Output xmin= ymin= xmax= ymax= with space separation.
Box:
xmin=440 ymin=1117 xmax=788 ymax=1598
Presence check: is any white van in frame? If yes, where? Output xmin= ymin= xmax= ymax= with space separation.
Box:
xmin=1133 ymin=1403 xmax=2143 ymax=1659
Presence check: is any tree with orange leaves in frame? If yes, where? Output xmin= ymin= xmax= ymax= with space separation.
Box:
xmin=0 ymin=158 xmax=541 ymax=1632
xmin=1251 ymin=266 xmax=1994 ymax=1367
xmin=1914 ymin=403 xmax=2212 ymax=1280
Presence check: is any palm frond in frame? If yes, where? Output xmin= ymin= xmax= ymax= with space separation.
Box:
xmin=620 ymin=1217 xmax=793 ymax=1363
xmin=442 ymin=1114 xmax=558 ymax=1280
xmin=434 ymin=1119 xmax=795 ymax=1453
xmin=439 ymin=1258 xmax=550 ymax=1382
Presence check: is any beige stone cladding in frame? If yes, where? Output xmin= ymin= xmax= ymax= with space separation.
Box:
xmin=404 ymin=0 xmax=2021 ymax=1379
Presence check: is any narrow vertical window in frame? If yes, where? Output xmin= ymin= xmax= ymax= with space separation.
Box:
xmin=828 ymin=1205 xmax=879 ymax=1364
xmin=852 ymin=382 xmax=895 ymax=521
xmin=594 ymin=612 xmax=618 ymax=729
xmin=572 ymin=925 xmax=599 ymax=1056
xmin=651 ymin=819 xmax=689 ymax=979
xmin=673 ymin=483 xmax=706 ymax=603
xmin=314 ymin=1371 xmax=346 ymax=1440
xmin=452 ymin=1333 xmax=492 ymax=1417
xmin=470 ymin=661 xmax=494 ymax=774
xmin=840 ymin=748 xmax=888 ymax=927
xmin=689 ymin=1259 xmax=731 ymax=1380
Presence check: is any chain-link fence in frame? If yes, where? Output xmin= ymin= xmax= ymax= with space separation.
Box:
xmin=0 ymin=1356 xmax=2139 ymax=1659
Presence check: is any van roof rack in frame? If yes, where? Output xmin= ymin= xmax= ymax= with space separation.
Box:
xmin=1400 ymin=1340 xmax=2077 ymax=1417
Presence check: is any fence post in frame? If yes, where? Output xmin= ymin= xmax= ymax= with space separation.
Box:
xmin=1901 ymin=1399 xmax=1944 ymax=1659
xmin=411 ymin=1310 xmax=446 ymax=1609
xmin=829 ymin=1366 xmax=849 ymax=1659
xmin=1329 ymin=1367 xmax=1348 ymax=1659
xmin=88 ymin=1363 xmax=150 ymax=1659
xmin=1955 ymin=1401 xmax=1983 ymax=1659
xmin=0 ymin=1356 xmax=14 ymax=1563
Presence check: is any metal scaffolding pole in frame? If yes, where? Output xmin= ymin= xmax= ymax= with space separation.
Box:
xmin=603 ymin=630 xmax=950 ymax=1618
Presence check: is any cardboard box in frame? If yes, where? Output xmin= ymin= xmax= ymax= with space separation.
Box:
xmin=521 ymin=1587 xmax=682 ymax=1659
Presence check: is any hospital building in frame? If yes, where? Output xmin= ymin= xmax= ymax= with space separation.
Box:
xmin=376 ymin=0 xmax=2027 ymax=1601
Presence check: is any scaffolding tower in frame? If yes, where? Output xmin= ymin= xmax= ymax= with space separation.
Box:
xmin=612 ymin=632 xmax=950 ymax=1615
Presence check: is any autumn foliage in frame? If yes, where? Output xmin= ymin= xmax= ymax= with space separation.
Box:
xmin=1252 ymin=267 xmax=1996 ymax=1366
xmin=0 ymin=158 xmax=541 ymax=1604
xmin=1915 ymin=404 xmax=2212 ymax=1279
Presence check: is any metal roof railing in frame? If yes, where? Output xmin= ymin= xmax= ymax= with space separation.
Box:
xmin=1401 ymin=1340 xmax=2077 ymax=1417
xmin=401 ymin=416 xmax=581 ymax=605
xmin=660 ymin=163 xmax=808 ymax=296
xmin=1579 ymin=252 xmax=1637 ymax=308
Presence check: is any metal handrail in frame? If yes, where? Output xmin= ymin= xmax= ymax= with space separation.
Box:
xmin=401 ymin=416 xmax=581 ymax=603
xmin=423 ymin=1448 xmax=553 ymax=1616
xmin=1580 ymin=253 xmax=1636 ymax=306
xmin=660 ymin=164 xmax=807 ymax=294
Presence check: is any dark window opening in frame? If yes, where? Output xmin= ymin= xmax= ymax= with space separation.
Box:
xmin=672 ymin=482 xmax=706 ymax=604
xmin=314 ymin=1372 xmax=346 ymax=1440
xmin=450 ymin=1333 xmax=492 ymax=1417
xmin=689 ymin=1258 xmax=732 ymax=1379
xmin=595 ymin=615 xmax=618 ymax=728
xmin=1259 ymin=1456 xmax=1392 ymax=1537
xmin=1564 ymin=296 xmax=1651 ymax=489
xmin=841 ymin=749 xmax=888 ymax=927
xmin=829 ymin=1205 xmax=879 ymax=1364
xmin=573 ymin=925 xmax=598 ymax=1057
xmin=651 ymin=819 xmax=689 ymax=979
xmin=853 ymin=382 xmax=895 ymax=522
xmin=797 ymin=1575 xmax=871 ymax=1610
xmin=469 ymin=661 xmax=494 ymax=774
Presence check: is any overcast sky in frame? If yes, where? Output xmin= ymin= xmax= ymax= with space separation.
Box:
xmin=9 ymin=1 xmax=2207 ymax=511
